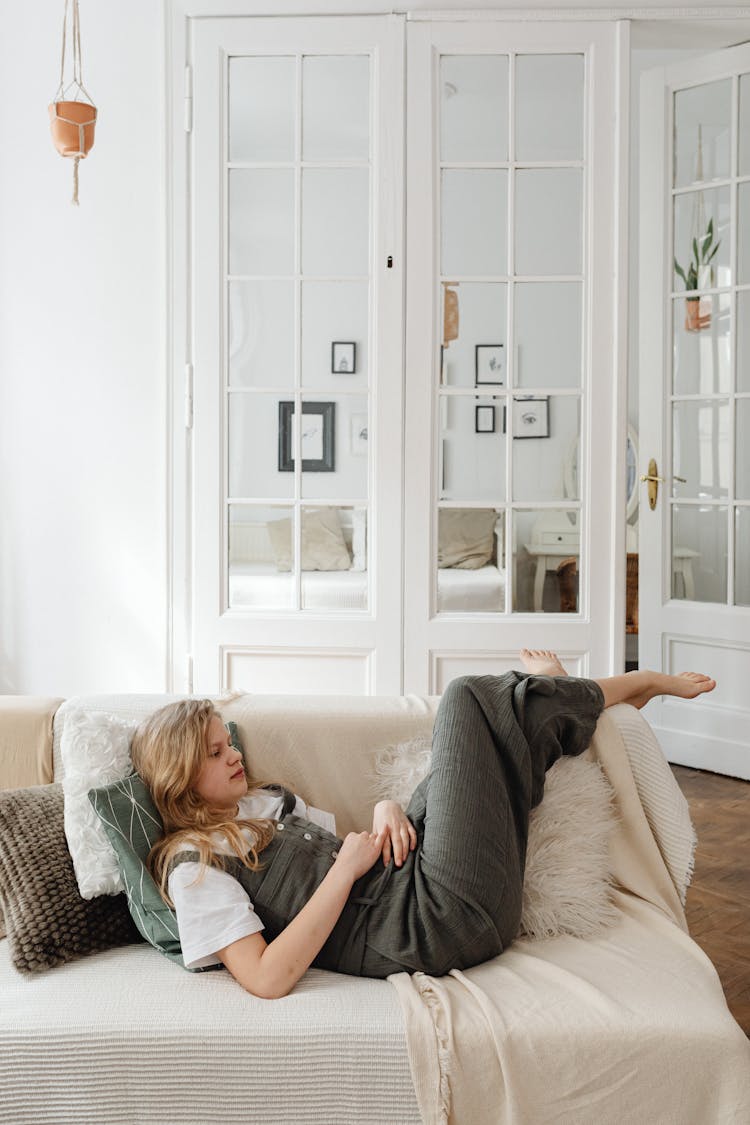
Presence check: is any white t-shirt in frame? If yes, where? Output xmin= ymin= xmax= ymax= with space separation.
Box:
xmin=169 ymin=790 xmax=336 ymax=970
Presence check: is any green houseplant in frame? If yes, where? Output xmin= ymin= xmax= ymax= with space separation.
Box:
xmin=674 ymin=218 xmax=720 ymax=332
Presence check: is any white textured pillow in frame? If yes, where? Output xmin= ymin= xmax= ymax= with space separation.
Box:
xmin=350 ymin=508 xmax=367 ymax=571
xmin=371 ymin=736 xmax=619 ymax=941
xmin=60 ymin=709 xmax=138 ymax=898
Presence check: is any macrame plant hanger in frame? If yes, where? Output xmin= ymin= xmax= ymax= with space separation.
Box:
xmin=49 ymin=0 xmax=97 ymax=205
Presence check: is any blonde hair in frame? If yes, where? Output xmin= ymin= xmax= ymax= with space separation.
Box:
xmin=130 ymin=699 xmax=276 ymax=906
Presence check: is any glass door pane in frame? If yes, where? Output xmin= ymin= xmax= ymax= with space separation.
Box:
xmin=440 ymin=55 xmax=509 ymax=162
xmin=515 ymin=54 xmax=584 ymax=161
xmin=229 ymin=57 xmax=295 ymax=162
xmin=229 ymin=505 xmax=295 ymax=609
xmin=435 ymin=51 xmax=585 ymax=615
xmin=229 ymin=281 xmax=295 ymax=388
xmin=226 ymin=52 xmax=371 ymax=612
xmin=441 ymin=170 xmax=508 ymax=276
xmin=514 ymin=169 xmax=582 ymax=276
xmin=670 ymin=73 xmax=749 ymax=606
xmin=302 ymin=55 xmax=369 ymax=160
xmin=673 ymin=79 xmax=731 ymax=187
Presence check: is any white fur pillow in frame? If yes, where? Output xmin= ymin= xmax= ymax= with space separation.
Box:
xmin=371 ymin=736 xmax=619 ymax=940
xmin=60 ymin=709 xmax=138 ymax=898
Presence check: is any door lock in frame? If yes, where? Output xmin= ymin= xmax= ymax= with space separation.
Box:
xmin=640 ymin=460 xmax=686 ymax=509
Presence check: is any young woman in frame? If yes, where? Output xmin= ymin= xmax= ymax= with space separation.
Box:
xmin=130 ymin=651 xmax=715 ymax=999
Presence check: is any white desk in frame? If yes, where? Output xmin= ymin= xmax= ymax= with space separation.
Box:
xmin=524 ymin=545 xmax=579 ymax=612
xmin=523 ymin=545 xmax=700 ymax=612
xmin=672 ymin=547 xmax=699 ymax=600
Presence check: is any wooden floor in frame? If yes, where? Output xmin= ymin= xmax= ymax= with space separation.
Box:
xmin=671 ymin=764 xmax=750 ymax=1037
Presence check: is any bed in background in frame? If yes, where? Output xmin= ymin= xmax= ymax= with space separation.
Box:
xmin=229 ymin=506 xmax=506 ymax=612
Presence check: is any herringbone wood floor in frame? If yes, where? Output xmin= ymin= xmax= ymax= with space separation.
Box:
xmin=671 ymin=765 xmax=750 ymax=1037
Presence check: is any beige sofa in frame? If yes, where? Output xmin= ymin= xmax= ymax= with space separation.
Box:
xmin=0 ymin=690 xmax=748 ymax=1125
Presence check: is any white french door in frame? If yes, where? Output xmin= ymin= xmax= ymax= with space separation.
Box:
xmin=175 ymin=12 xmax=628 ymax=698
xmin=188 ymin=15 xmax=405 ymax=693
xmin=640 ymin=43 xmax=750 ymax=779
xmin=403 ymin=20 xmax=626 ymax=694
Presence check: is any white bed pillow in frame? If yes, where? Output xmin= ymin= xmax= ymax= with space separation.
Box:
xmin=371 ymin=735 xmax=619 ymax=940
xmin=60 ymin=709 xmax=138 ymax=898
xmin=350 ymin=508 xmax=367 ymax=571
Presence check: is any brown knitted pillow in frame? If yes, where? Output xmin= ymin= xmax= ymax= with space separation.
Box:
xmin=0 ymin=784 xmax=141 ymax=973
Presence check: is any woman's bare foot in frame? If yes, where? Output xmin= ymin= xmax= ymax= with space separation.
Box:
xmin=624 ymin=671 xmax=716 ymax=710
xmin=519 ymin=651 xmax=716 ymax=709
xmin=595 ymin=669 xmax=716 ymax=710
xmin=519 ymin=649 xmax=568 ymax=677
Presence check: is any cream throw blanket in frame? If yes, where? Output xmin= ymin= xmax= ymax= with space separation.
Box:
xmin=390 ymin=706 xmax=750 ymax=1125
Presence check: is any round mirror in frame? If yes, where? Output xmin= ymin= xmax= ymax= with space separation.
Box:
xmin=563 ymin=426 xmax=639 ymax=521
xmin=626 ymin=426 xmax=639 ymax=523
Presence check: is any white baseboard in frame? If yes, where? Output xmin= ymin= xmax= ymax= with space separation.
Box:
xmin=653 ymin=725 xmax=750 ymax=782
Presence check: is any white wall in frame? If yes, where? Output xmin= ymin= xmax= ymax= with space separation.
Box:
xmin=0 ymin=0 xmax=166 ymax=694
xmin=1 ymin=1 xmax=746 ymax=693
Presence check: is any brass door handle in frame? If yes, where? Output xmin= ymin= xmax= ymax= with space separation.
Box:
xmin=640 ymin=474 xmax=687 ymax=483
xmin=640 ymin=460 xmax=686 ymax=509
xmin=640 ymin=460 xmax=660 ymax=509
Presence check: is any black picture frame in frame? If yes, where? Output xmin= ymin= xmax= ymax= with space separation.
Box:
xmin=475 ymin=344 xmax=505 ymax=386
xmin=475 ymin=404 xmax=496 ymax=434
xmin=331 ymin=341 xmax=356 ymax=374
xmin=501 ymin=396 xmax=550 ymax=439
xmin=278 ymin=401 xmax=336 ymax=472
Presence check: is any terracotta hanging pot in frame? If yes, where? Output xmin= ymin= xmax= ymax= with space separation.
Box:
xmin=684 ymin=297 xmax=711 ymax=333
xmin=48 ymin=99 xmax=96 ymax=158
xmin=49 ymin=0 xmax=97 ymax=204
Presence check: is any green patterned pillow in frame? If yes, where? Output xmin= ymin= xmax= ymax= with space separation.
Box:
xmin=88 ymin=721 xmax=246 ymax=969
xmin=88 ymin=773 xmax=184 ymax=964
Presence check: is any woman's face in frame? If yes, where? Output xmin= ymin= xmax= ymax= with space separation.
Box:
xmin=193 ymin=715 xmax=248 ymax=811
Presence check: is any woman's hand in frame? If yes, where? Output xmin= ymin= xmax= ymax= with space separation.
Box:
xmin=372 ymin=801 xmax=417 ymax=868
xmin=221 ymin=830 xmax=386 ymax=999
xmin=334 ymin=830 xmax=386 ymax=881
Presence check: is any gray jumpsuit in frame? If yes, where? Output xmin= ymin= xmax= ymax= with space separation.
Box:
xmin=172 ymin=672 xmax=605 ymax=978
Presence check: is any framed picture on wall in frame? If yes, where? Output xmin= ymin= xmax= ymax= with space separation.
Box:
xmin=475 ymin=344 xmax=505 ymax=386
xmin=502 ymin=396 xmax=550 ymax=439
xmin=331 ymin=341 xmax=356 ymax=374
xmin=475 ymin=404 xmax=496 ymax=434
xmin=278 ymin=401 xmax=336 ymax=471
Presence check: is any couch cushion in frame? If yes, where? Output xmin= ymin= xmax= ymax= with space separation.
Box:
xmin=58 ymin=697 xmax=244 ymax=903
xmin=370 ymin=735 xmax=619 ymax=940
xmin=61 ymin=708 xmax=139 ymax=898
xmin=0 ymin=783 xmax=140 ymax=973
xmin=52 ymin=694 xmax=439 ymax=839
xmin=52 ymin=693 xmax=188 ymax=782
xmin=88 ymin=773 xmax=184 ymax=964
xmin=0 ymin=939 xmax=421 ymax=1125
xmin=86 ymin=720 xmax=249 ymax=965
xmin=0 ymin=695 xmax=63 ymax=790
xmin=219 ymin=694 xmax=439 ymax=837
